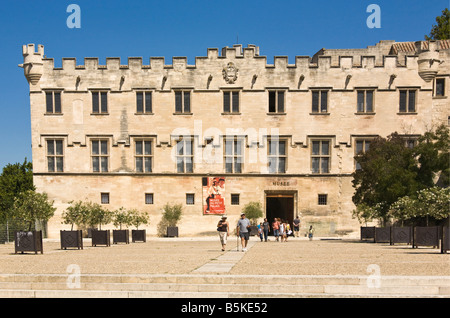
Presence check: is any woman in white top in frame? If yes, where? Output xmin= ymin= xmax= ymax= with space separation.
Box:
xmin=279 ymin=219 xmax=285 ymax=242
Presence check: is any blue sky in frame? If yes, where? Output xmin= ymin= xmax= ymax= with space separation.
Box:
xmin=0 ymin=0 xmax=447 ymax=170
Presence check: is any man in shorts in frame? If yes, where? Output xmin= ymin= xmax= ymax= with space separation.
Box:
xmin=293 ymin=215 xmax=301 ymax=238
xmin=237 ymin=213 xmax=251 ymax=252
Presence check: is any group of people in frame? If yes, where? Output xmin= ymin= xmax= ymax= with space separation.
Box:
xmin=217 ymin=214 xmax=315 ymax=251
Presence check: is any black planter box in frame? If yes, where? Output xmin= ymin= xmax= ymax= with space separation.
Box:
xmin=60 ymin=230 xmax=83 ymax=250
xmin=91 ymin=230 xmax=111 ymax=247
xmin=167 ymin=226 xmax=178 ymax=237
xmin=132 ymin=229 xmax=146 ymax=242
xmin=391 ymin=227 xmax=413 ymax=245
xmin=413 ymin=226 xmax=440 ymax=248
xmin=14 ymin=231 xmax=43 ymax=254
xmin=442 ymin=227 xmax=450 ymax=254
xmin=360 ymin=226 xmax=375 ymax=242
xmin=375 ymin=227 xmax=391 ymax=243
xmin=113 ymin=229 xmax=129 ymax=244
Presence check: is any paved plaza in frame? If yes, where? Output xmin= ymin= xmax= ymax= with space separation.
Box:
xmin=0 ymin=235 xmax=449 ymax=298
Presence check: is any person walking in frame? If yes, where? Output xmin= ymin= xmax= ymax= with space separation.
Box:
xmin=262 ymin=218 xmax=270 ymax=242
xmin=308 ymin=225 xmax=315 ymax=241
xmin=257 ymin=223 xmax=263 ymax=242
xmin=237 ymin=213 xmax=251 ymax=252
xmin=285 ymin=221 xmax=291 ymax=242
xmin=272 ymin=218 xmax=280 ymax=242
xmin=293 ymin=215 xmax=301 ymax=238
xmin=279 ymin=220 xmax=285 ymax=242
xmin=217 ymin=215 xmax=229 ymax=251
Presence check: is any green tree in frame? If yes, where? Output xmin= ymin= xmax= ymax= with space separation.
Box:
xmin=353 ymin=125 xmax=450 ymax=225
xmin=13 ymin=190 xmax=56 ymax=231
xmin=61 ymin=200 xmax=92 ymax=230
xmin=128 ymin=209 xmax=150 ymax=230
xmin=112 ymin=207 xmax=132 ymax=230
xmin=0 ymin=159 xmax=34 ymax=223
xmin=157 ymin=203 xmax=182 ymax=237
xmin=425 ymin=8 xmax=450 ymax=40
xmin=242 ymin=201 xmax=263 ymax=225
xmin=86 ymin=202 xmax=112 ymax=230
xmin=352 ymin=133 xmax=420 ymax=225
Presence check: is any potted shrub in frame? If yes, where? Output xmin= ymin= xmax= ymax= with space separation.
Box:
xmin=89 ymin=203 xmax=112 ymax=247
xmin=12 ymin=190 xmax=55 ymax=254
xmin=129 ymin=209 xmax=150 ymax=242
xmin=112 ymin=207 xmax=130 ymax=244
xmin=242 ymin=201 xmax=263 ymax=236
xmin=60 ymin=200 xmax=89 ymax=250
xmin=157 ymin=203 xmax=182 ymax=237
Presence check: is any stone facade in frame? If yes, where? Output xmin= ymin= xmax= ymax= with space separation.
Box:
xmin=19 ymin=40 xmax=449 ymax=238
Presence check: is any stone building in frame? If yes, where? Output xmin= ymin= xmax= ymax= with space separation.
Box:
xmin=19 ymin=40 xmax=449 ymax=238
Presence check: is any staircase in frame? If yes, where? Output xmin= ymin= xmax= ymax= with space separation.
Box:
xmin=0 ymin=273 xmax=449 ymax=298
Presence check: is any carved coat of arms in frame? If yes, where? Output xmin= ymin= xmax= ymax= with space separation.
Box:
xmin=222 ymin=62 xmax=238 ymax=84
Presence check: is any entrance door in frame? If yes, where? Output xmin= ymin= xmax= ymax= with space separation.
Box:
xmin=266 ymin=194 xmax=294 ymax=235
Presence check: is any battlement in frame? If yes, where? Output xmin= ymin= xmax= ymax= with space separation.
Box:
xmin=21 ymin=41 xmax=450 ymax=88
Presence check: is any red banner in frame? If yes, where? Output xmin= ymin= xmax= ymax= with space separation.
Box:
xmin=203 ymin=177 xmax=225 ymax=215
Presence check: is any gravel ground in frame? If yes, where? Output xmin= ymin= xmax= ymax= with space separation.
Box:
xmin=0 ymin=237 xmax=448 ymax=276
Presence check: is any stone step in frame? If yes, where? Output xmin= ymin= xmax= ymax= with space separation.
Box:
xmin=1 ymin=274 xmax=450 ymax=286
xmin=0 ymin=274 xmax=449 ymax=297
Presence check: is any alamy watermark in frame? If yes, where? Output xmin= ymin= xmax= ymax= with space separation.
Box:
xmin=66 ymin=4 xmax=81 ymax=29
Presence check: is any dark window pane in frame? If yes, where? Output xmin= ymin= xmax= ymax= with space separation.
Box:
xmin=100 ymin=92 xmax=108 ymax=113
xmin=185 ymin=157 xmax=193 ymax=173
xmin=269 ymin=91 xmax=276 ymax=112
xmin=46 ymin=92 xmax=53 ymax=113
xmin=177 ymin=157 xmax=184 ymax=173
xmin=278 ymin=141 xmax=285 ymax=155
xmin=357 ymin=91 xmax=364 ymax=112
xmin=101 ymin=140 xmax=108 ymax=155
xmin=408 ymin=90 xmax=415 ymax=112
xmin=47 ymin=157 xmax=55 ymax=172
xmin=175 ymin=91 xmax=182 ymax=113
xmin=312 ymin=158 xmax=319 ymax=173
xmin=92 ymin=92 xmax=99 ymax=113
xmin=54 ymin=92 xmax=61 ymax=113
xmin=186 ymin=194 xmax=194 ymax=205
xmin=356 ymin=140 xmax=364 ymax=154
xmin=232 ymin=92 xmax=239 ymax=112
xmin=321 ymin=141 xmax=329 ymax=155
xmin=312 ymin=91 xmax=319 ymax=112
xmin=320 ymin=91 xmax=328 ymax=112
xmin=225 ymin=162 xmax=233 ymax=173
xmin=92 ymin=157 xmax=99 ymax=172
xmin=101 ymin=193 xmax=109 ymax=204
xmin=55 ymin=140 xmax=63 ymax=155
xmin=47 ymin=140 xmax=54 ymax=155
xmin=136 ymin=141 xmax=143 ymax=155
xmin=144 ymin=157 xmax=152 ymax=172
xmin=136 ymin=92 xmax=143 ymax=113
xmin=135 ymin=157 xmax=143 ymax=172
xmin=145 ymin=92 xmax=152 ymax=113
xmin=234 ymin=161 xmax=242 ymax=173
xmin=277 ymin=91 xmax=284 ymax=113
xmin=144 ymin=141 xmax=152 ymax=155
xmin=268 ymin=157 xmax=276 ymax=173
xmin=101 ymin=157 xmax=108 ymax=172
xmin=366 ymin=91 xmax=373 ymax=112
xmin=145 ymin=193 xmax=153 ymax=204
xmin=234 ymin=140 xmax=242 ymax=155
xmin=269 ymin=140 xmax=277 ymax=155
xmin=92 ymin=141 xmax=99 ymax=155
xmin=223 ymin=92 xmax=230 ymax=112
xmin=321 ymin=158 xmax=329 ymax=173
xmin=312 ymin=141 xmax=320 ymax=155
xmin=56 ymin=157 xmax=64 ymax=172
xmin=278 ymin=157 xmax=286 ymax=173
xmin=436 ymin=79 xmax=445 ymax=96
xmin=184 ymin=91 xmax=190 ymax=113
xmin=399 ymin=91 xmax=407 ymax=112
